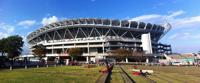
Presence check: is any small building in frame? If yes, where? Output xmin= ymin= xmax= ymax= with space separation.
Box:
xmin=160 ymin=53 xmax=199 ymax=66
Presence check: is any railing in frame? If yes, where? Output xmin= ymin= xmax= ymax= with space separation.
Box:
xmin=82 ymin=53 xmax=107 ymax=56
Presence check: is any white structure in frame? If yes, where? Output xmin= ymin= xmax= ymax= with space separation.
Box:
xmin=27 ymin=18 xmax=172 ymax=62
xmin=141 ymin=33 xmax=152 ymax=54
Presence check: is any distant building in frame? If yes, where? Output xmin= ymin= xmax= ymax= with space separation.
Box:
xmin=161 ymin=53 xmax=199 ymax=65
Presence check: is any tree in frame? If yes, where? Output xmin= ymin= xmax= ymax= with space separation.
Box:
xmin=110 ymin=48 xmax=132 ymax=63
xmin=133 ymin=50 xmax=145 ymax=62
xmin=4 ymin=35 xmax=24 ymax=60
xmin=1 ymin=35 xmax=24 ymax=70
xmin=112 ymin=48 xmax=132 ymax=56
xmin=68 ymin=48 xmax=82 ymax=61
xmin=0 ymin=38 xmax=6 ymax=56
xmin=32 ymin=44 xmax=46 ymax=60
xmin=133 ymin=50 xmax=145 ymax=56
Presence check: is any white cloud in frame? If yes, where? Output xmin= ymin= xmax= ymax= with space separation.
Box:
xmin=18 ymin=20 xmax=36 ymax=28
xmin=0 ymin=23 xmax=15 ymax=39
xmin=129 ymin=14 xmax=164 ymax=24
xmin=0 ymin=23 xmax=14 ymax=33
xmin=168 ymin=33 xmax=179 ymax=40
xmin=129 ymin=10 xmax=185 ymax=25
xmin=41 ymin=16 xmax=58 ymax=26
xmin=0 ymin=32 xmax=9 ymax=39
xmin=129 ymin=10 xmax=200 ymax=30
xmin=168 ymin=33 xmax=200 ymax=40
xmin=171 ymin=16 xmax=200 ymax=29
xmin=168 ymin=10 xmax=185 ymax=18
xmin=130 ymin=14 xmax=163 ymax=21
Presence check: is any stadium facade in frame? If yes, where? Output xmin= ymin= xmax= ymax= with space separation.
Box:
xmin=27 ymin=18 xmax=172 ymax=63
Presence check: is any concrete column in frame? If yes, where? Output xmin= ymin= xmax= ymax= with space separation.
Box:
xmin=52 ymin=45 xmax=54 ymax=54
xmin=102 ymin=42 xmax=105 ymax=59
xmin=146 ymin=58 xmax=149 ymax=63
xmin=87 ymin=43 xmax=90 ymax=63
xmin=86 ymin=56 xmax=89 ymax=63
xmin=87 ymin=43 xmax=90 ymax=55
xmin=62 ymin=44 xmax=64 ymax=53
xmin=126 ymin=57 xmax=128 ymax=63
xmin=66 ymin=59 xmax=69 ymax=65
xmin=145 ymin=58 xmax=149 ymax=66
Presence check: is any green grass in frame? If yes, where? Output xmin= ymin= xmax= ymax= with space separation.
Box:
xmin=111 ymin=65 xmax=149 ymax=83
xmin=110 ymin=66 xmax=124 ymax=83
xmin=122 ymin=66 xmax=149 ymax=83
xmin=0 ymin=66 xmax=103 ymax=83
xmin=124 ymin=65 xmax=200 ymax=83
xmin=1 ymin=65 xmax=200 ymax=83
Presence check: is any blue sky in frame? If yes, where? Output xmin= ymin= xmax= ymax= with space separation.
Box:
xmin=0 ymin=0 xmax=200 ymax=54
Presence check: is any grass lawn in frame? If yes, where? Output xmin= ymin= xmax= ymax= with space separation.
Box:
xmin=1 ymin=65 xmax=200 ymax=83
xmin=123 ymin=66 xmax=149 ymax=83
xmin=0 ymin=66 xmax=103 ymax=83
xmin=124 ymin=65 xmax=200 ymax=83
xmin=110 ymin=65 xmax=149 ymax=83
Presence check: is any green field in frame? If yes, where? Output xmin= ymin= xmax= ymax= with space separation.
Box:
xmin=110 ymin=66 xmax=124 ymax=83
xmin=124 ymin=65 xmax=200 ymax=83
xmin=0 ymin=66 xmax=102 ymax=83
xmin=1 ymin=65 xmax=200 ymax=83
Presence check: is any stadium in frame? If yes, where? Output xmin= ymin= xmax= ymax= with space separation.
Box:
xmin=27 ymin=18 xmax=172 ymax=63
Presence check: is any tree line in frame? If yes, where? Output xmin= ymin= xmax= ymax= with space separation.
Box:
xmin=32 ymin=46 xmax=145 ymax=62
xmin=32 ymin=45 xmax=82 ymax=61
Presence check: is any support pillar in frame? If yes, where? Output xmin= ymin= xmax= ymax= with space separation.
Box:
xmin=62 ymin=44 xmax=64 ymax=53
xmin=52 ymin=45 xmax=54 ymax=54
xmin=87 ymin=43 xmax=90 ymax=63
xmin=102 ymin=42 xmax=105 ymax=59
xmin=66 ymin=59 xmax=69 ymax=65
xmin=126 ymin=57 xmax=128 ymax=63
xmin=86 ymin=56 xmax=89 ymax=63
